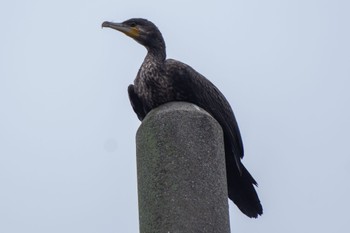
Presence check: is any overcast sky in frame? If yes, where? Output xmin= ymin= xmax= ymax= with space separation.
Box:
xmin=1 ymin=0 xmax=350 ymax=232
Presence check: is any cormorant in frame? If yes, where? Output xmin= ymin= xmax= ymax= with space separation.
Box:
xmin=102 ymin=18 xmax=263 ymax=218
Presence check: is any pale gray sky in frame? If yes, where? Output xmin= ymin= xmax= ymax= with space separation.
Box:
xmin=1 ymin=0 xmax=350 ymax=232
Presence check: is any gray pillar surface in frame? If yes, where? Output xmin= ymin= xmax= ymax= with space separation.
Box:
xmin=136 ymin=102 xmax=230 ymax=233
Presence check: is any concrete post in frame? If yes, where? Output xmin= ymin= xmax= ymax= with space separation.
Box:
xmin=136 ymin=101 xmax=230 ymax=233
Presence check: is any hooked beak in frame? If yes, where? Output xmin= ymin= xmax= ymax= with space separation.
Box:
xmin=102 ymin=21 xmax=140 ymax=39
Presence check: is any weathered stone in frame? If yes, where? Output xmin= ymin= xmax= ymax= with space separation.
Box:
xmin=136 ymin=101 xmax=230 ymax=233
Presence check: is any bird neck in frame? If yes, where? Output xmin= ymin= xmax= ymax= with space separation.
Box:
xmin=140 ymin=46 xmax=166 ymax=82
xmin=145 ymin=45 xmax=166 ymax=63
xmin=145 ymin=32 xmax=166 ymax=63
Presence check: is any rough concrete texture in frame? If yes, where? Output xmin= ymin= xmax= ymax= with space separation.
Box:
xmin=136 ymin=102 xmax=230 ymax=233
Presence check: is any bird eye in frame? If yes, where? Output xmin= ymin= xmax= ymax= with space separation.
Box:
xmin=130 ymin=22 xmax=137 ymax=27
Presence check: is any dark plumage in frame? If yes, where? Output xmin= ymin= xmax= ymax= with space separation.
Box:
xmin=102 ymin=18 xmax=263 ymax=218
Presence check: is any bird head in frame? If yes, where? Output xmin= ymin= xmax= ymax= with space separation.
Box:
xmin=102 ymin=18 xmax=165 ymax=52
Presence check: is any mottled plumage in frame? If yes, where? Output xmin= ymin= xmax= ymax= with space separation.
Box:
xmin=102 ymin=18 xmax=263 ymax=218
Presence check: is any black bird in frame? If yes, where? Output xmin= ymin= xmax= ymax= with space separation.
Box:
xmin=102 ymin=18 xmax=263 ymax=218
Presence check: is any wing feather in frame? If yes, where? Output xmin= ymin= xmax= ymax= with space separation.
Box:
xmin=128 ymin=84 xmax=146 ymax=121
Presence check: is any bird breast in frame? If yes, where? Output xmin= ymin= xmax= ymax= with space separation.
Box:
xmin=134 ymin=61 xmax=174 ymax=111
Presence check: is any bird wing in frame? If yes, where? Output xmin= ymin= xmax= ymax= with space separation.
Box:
xmin=165 ymin=59 xmax=244 ymax=165
xmin=128 ymin=84 xmax=146 ymax=121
